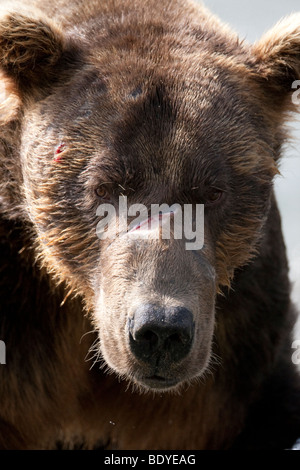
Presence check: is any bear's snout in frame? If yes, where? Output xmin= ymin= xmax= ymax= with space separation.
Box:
xmin=128 ymin=304 xmax=194 ymax=368
xmin=97 ymin=237 xmax=216 ymax=391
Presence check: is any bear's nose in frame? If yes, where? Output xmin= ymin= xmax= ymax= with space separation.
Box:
xmin=128 ymin=304 xmax=194 ymax=365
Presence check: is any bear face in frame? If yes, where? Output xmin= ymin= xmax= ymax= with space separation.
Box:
xmin=0 ymin=1 xmax=300 ymax=393
xmin=19 ymin=63 xmax=274 ymax=391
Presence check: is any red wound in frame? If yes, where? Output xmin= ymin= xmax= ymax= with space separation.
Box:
xmin=53 ymin=143 xmax=66 ymax=162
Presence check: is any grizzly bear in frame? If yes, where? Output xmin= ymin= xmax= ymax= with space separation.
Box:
xmin=0 ymin=0 xmax=300 ymax=450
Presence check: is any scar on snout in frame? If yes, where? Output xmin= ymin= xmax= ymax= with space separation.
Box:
xmin=53 ymin=143 xmax=66 ymax=162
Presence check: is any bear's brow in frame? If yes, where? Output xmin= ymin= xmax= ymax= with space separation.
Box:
xmin=86 ymin=156 xmax=139 ymax=193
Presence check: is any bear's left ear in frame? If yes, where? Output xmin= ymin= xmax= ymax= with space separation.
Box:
xmin=0 ymin=9 xmax=77 ymax=97
xmin=251 ymin=13 xmax=300 ymax=105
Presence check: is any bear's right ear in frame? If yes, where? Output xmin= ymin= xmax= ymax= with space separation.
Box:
xmin=251 ymin=13 xmax=300 ymax=108
xmin=0 ymin=10 xmax=75 ymax=97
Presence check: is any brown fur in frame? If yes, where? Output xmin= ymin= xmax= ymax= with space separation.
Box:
xmin=0 ymin=0 xmax=299 ymax=449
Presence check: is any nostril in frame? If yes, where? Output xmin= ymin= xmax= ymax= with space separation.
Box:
xmin=142 ymin=330 xmax=158 ymax=344
xmin=133 ymin=327 xmax=159 ymax=348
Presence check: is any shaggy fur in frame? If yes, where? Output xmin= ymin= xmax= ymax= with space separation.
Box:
xmin=0 ymin=0 xmax=299 ymax=449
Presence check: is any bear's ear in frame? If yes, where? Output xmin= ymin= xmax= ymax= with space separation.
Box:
xmin=0 ymin=9 xmax=72 ymax=96
xmin=251 ymin=14 xmax=300 ymax=104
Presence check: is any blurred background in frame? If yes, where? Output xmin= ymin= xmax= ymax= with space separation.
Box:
xmin=199 ymin=0 xmax=300 ymax=336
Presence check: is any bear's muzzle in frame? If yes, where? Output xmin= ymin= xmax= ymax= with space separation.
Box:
xmin=128 ymin=304 xmax=194 ymax=388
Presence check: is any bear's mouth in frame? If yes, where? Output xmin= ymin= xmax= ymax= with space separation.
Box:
xmin=138 ymin=374 xmax=180 ymax=390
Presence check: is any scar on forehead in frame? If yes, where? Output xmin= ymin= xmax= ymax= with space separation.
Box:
xmin=53 ymin=143 xmax=66 ymax=162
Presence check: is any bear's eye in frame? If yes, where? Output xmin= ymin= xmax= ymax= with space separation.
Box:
xmin=95 ymin=186 xmax=111 ymax=200
xmin=204 ymin=188 xmax=224 ymax=206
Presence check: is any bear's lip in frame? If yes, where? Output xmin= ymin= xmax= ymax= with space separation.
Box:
xmin=137 ymin=374 xmax=180 ymax=390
